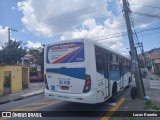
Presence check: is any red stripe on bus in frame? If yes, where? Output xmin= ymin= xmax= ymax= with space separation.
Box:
xmin=53 ymin=48 xmax=80 ymax=63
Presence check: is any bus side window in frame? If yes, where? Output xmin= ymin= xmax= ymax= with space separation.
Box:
xmin=96 ymin=54 xmax=104 ymax=75
xmin=110 ymin=54 xmax=119 ymax=71
xmin=123 ymin=59 xmax=131 ymax=72
xmin=111 ymin=65 xmax=119 ymax=70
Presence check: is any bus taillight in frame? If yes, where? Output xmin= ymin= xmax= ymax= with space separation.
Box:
xmin=83 ymin=74 xmax=91 ymax=93
xmin=44 ymin=74 xmax=49 ymax=90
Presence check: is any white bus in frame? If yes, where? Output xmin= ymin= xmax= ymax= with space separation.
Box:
xmin=44 ymin=38 xmax=131 ymax=104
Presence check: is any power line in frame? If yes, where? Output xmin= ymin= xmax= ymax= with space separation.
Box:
xmin=140 ymin=26 xmax=160 ymax=32
xmin=130 ymin=12 xmax=146 ymax=63
xmin=129 ymin=2 xmax=160 ymax=29
xmin=141 ymin=31 xmax=160 ymax=36
xmin=6 ymin=2 xmax=107 ymax=31
xmin=44 ymin=1 xmax=107 ymax=22
xmin=1 ymin=1 xmax=125 ymax=37
xmin=16 ymin=4 xmax=107 ymax=30
xmin=133 ymin=12 xmax=160 ymax=19
xmin=92 ymin=31 xmax=127 ymax=39
xmin=131 ymin=11 xmax=160 ymax=28
xmin=22 ymin=25 xmax=160 ymax=41
xmin=130 ymin=14 xmax=139 ymax=43
xmin=133 ymin=16 xmax=159 ymax=25
xmin=95 ymin=33 xmax=128 ymax=41
xmin=67 ymin=26 xmax=160 ymax=42
xmin=1 ymin=0 xmax=160 ymax=42
xmin=13 ymin=1 xmax=122 ymax=30
xmin=130 ymin=3 xmax=160 ymax=9
xmin=128 ymin=5 xmax=160 ymax=25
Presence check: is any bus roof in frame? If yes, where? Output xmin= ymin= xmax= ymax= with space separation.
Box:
xmin=93 ymin=40 xmax=130 ymax=60
xmin=45 ymin=38 xmax=130 ymax=60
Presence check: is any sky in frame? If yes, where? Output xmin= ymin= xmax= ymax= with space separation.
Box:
xmin=0 ymin=0 xmax=160 ymax=55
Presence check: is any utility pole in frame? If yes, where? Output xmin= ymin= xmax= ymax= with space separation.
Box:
xmin=135 ymin=42 xmax=147 ymax=69
xmin=8 ymin=28 xmax=18 ymax=46
xmin=122 ymin=0 xmax=145 ymax=99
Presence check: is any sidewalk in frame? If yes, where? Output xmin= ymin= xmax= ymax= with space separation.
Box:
xmin=0 ymin=82 xmax=44 ymax=105
xmin=111 ymin=73 xmax=160 ymax=120
xmin=146 ymin=72 xmax=160 ymax=80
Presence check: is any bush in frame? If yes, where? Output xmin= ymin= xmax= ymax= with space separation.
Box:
xmin=144 ymin=101 xmax=160 ymax=110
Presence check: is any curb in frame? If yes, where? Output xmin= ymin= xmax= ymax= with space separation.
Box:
xmin=0 ymin=91 xmax=44 ymax=105
xmin=0 ymin=100 xmax=11 ymax=105
xmin=23 ymin=91 xmax=44 ymax=99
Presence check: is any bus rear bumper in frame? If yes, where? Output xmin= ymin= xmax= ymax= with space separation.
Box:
xmin=44 ymin=88 xmax=97 ymax=104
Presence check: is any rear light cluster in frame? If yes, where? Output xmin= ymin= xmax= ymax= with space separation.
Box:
xmin=44 ymin=74 xmax=49 ymax=89
xmin=83 ymin=74 xmax=91 ymax=93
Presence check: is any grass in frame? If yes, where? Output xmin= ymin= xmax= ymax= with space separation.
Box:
xmin=143 ymin=101 xmax=160 ymax=110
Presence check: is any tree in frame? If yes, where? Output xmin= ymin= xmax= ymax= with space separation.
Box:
xmin=0 ymin=40 xmax=26 ymax=65
xmin=138 ymin=58 xmax=145 ymax=68
xmin=28 ymin=47 xmax=44 ymax=73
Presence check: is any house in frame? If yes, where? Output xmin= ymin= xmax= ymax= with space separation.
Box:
xmin=0 ymin=65 xmax=29 ymax=95
xmin=138 ymin=48 xmax=160 ymax=73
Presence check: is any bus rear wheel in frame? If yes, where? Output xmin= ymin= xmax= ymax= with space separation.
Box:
xmin=111 ymin=82 xmax=117 ymax=101
xmin=130 ymin=87 xmax=137 ymax=100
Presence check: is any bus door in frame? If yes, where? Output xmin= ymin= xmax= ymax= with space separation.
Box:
xmin=103 ymin=54 xmax=110 ymax=97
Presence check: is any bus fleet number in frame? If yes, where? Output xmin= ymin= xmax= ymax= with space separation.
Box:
xmin=59 ymin=80 xmax=70 ymax=85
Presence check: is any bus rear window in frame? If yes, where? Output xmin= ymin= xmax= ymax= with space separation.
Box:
xmin=46 ymin=42 xmax=85 ymax=64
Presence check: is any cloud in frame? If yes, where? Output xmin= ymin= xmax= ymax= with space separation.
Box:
xmin=26 ymin=40 xmax=42 ymax=48
xmin=0 ymin=26 xmax=8 ymax=49
xmin=129 ymin=0 xmax=160 ymax=28
xmin=60 ymin=17 xmax=127 ymax=54
xmin=21 ymin=29 xmax=29 ymax=34
xmin=16 ymin=0 xmax=160 ymax=54
xmin=17 ymin=0 xmax=160 ymax=35
xmin=17 ymin=0 xmax=110 ymax=37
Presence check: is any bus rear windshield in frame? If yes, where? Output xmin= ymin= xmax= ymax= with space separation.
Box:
xmin=46 ymin=42 xmax=85 ymax=64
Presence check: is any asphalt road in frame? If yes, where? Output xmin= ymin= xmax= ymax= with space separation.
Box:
xmin=131 ymin=78 xmax=160 ymax=90
xmin=0 ymin=85 xmax=131 ymax=120
xmin=150 ymin=80 xmax=160 ymax=89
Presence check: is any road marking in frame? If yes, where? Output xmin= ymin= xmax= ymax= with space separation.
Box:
xmin=0 ymin=98 xmax=61 ymax=120
xmin=101 ymin=98 xmax=125 ymax=120
xmin=9 ymin=100 xmax=61 ymax=111
xmin=0 ymin=117 xmax=7 ymax=120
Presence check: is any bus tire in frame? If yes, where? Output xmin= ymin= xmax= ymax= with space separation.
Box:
xmin=126 ymin=77 xmax=131 ymax=88
xmin=130 ymin=87 xmax=137 ymax=100
xmin=111 ymin=82 xmax=117 ymax=101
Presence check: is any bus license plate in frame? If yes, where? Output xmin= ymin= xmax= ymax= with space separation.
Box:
xmin=61 ymin=86 xmax=69 ymax=90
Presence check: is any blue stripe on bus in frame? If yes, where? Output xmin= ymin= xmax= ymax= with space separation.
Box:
xmin=46 ymin=68 xmax=86 ymax=80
